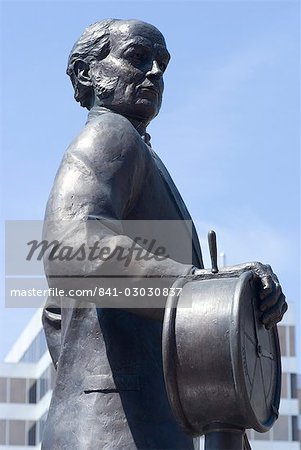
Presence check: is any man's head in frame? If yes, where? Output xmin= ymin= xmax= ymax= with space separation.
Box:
xmin=67 ymin=19 xmax=170 ymax=125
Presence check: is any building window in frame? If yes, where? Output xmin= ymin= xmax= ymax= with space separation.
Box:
xmin=0 ymin=378 xmax=7 ymax=402
xmin=39 ymin=367 xmax=50 ymax=400
xmin=292 ymin=416 xmax=298 ymax=441
xmin=0 ymin=420 xmax=6 ymax=445
xmin=273 ymin=415 xmax=289 ymax=441
xmin=27 ymin=421 xmax=36 ymax=446
xmin=10 ymin=378 xmax=26 ymax=403
xmin=28 ymin=379 xmax=37 ymax=404
xmin=281 ymin=372 xmax=288 ymax=398
xmin=8 ymin=420 xmax=26 ymax=445
xmin=289 ymin=326 xmax=295 ymax=356
xmin=277 ymin=326 xmax=286 ymax=356
xmin=290 ymin=373 xmax=297 ymax=399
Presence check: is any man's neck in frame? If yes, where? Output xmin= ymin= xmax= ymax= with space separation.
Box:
xmin=89 ymin=105 xmax=148 ymax=136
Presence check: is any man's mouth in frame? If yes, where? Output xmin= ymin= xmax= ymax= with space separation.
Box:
xmin=137 ymin=84 xmax=159 ymax=98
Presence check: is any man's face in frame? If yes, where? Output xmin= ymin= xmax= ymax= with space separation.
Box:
xmin=90 ymin=20 xmax=170 ymax=124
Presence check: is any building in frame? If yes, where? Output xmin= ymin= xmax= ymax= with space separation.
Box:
xmin=297 ymin=375 xmax=301 ymax=444
xmin=0 ymin=310 xmax=54 ymax=449
xmin=0 ymin=305 xmax=300 ymax=449
xmin=247 ymin=302 xmax=300 ymax=450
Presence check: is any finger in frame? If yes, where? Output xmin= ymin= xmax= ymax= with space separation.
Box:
xmin=259 ymin=282 xmax=282 ymax=312
xmin=259 ymin=274 xmax=273 ymax=300
xmin=261 ymin=294 xmax=287 ymax=329
xmin=281 ymin=299 xmax=288 ymax=316
xmin=261 ymin=293 xmax=286 ymax=328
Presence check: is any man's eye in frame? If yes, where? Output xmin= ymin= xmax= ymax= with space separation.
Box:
xmin=131 ymin=51 xmax=146 ymax=63
xmin=124 ymin=48 xmax=150 ymax=66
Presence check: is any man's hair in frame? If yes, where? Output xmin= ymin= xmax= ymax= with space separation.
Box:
xmin=66 ymin=19 xmax=120 ymax=109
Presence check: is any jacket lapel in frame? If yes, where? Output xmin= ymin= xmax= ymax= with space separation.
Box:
xmin=149 ymin=148 xmax=204 ymax=269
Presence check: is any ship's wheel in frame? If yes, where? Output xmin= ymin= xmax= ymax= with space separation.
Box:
xmin=162 ymin=271 xmax=281 ymax=440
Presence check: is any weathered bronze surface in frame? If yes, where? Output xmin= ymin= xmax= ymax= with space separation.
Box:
xmin=41 ymin=19 xmax=287 ymax=449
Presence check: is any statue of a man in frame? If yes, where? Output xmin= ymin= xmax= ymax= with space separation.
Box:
xmin=42 ymin=19 xmax=287 ymax=449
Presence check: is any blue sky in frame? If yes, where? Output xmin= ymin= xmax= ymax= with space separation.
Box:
xmin=0 ymin=1 xmax=300 ymax=361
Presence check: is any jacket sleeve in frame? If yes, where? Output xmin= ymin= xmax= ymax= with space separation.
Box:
xmin=43 ymin=113 xmax=193 ymax=320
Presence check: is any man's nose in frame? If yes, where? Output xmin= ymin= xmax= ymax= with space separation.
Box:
xmin=146 ymin=60 xmax=163 ymax=80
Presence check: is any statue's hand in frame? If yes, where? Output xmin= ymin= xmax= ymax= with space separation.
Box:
xmin=244 ymin=262 xmax=287 ymax=329
xmin=194 ymin=262 xmax=287 ymax=329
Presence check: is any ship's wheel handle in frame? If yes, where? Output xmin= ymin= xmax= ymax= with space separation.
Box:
xmin=208 ymin=230 xmax=219 ymax=274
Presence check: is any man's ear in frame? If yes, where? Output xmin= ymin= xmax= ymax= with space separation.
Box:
xmin=73 ymin=59 xmax=92 ymax=87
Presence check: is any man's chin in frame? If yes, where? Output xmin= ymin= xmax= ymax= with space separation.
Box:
xmin=132 ymin=101 xmax=160 ymax=122
xmin=97 ymin=100 xmax=160 ymax=124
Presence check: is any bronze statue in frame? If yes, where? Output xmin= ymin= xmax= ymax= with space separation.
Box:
xmin=41 ymin=19 xmax=287 ymax=449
